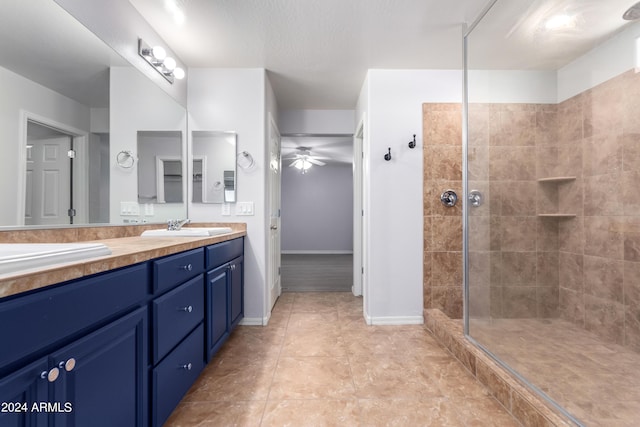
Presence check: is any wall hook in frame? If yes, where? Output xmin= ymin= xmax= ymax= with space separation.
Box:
xmin=408 ymin=134 xmax=416 ymax=149
xmin=384 ymin=147 xmax=392 ymax=161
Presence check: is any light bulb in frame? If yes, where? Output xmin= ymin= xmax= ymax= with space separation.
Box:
xmin=163 ymin=57 xmax=176 ymax=72
xmin=173 ymin=67 xmax=185 ymax=80
xmin=151 ymin=46 xmax=166 ymax=61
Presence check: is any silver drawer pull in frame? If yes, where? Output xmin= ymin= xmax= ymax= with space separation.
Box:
xmin=181 ymin=363 xmax=192 ymax=371
xmin=180 ymin=305 xmax=193 ymax=313
xmin=180 ymin=264 xmax=193 ymax=271
xmin=58 ymin=358 xmax=76 ymax=372
xmin=41 ymin=367 xmax=60 ymax=382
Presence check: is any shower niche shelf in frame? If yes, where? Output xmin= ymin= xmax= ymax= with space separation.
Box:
xmin=537 ymin=176 xmax=577 ymax=217
xmin=537 ymin=176 xmax=576 ymax=183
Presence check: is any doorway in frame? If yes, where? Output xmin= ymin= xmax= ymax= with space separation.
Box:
xmin=24 ymin=120 xmax=76 ymax=225
xmin=279 ymin=134 xmax=355 ymax=293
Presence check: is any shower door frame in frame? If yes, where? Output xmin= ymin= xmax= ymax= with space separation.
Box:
xmin=461 ymin=1 xmax=583 ymax=424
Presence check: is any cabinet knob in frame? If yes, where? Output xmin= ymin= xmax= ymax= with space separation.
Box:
xmin=58 ymin=358 xmax=76 ymax=372
xmin=180 ymin=305 xmax=193 ymax=313
xmin=181 ymin=264 xmax=193 ymax=271
xmin=41 ymin=367 xmax=60 ymax=382
xmin=181 ymin=363 xmax=192 ymax=371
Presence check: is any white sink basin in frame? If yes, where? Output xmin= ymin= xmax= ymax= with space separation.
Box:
xmin=140 ymin=227 xmax=233 ymax=237
xmin=0 ymin=243 xmax=112 ymax=275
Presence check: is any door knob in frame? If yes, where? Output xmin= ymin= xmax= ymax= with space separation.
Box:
xmin=270 ymin=225 xmax=278 ymax=230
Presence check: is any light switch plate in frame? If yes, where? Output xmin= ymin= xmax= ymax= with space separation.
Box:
xmin=120 ymin=201 xmax=140 ymax=216
xmin=235 ymin=201 xmax=254 ymax=216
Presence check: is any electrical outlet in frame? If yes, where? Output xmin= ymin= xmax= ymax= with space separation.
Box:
xmin=221 ymin=204 xmax=231 ymax=216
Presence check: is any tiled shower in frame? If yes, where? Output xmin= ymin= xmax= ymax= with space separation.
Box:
xmin=423 ymin=2 xmax=640 ymax=424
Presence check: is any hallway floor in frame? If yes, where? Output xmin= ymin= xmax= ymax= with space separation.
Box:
xmin=165 ymin=292 xmax=518 ymax=426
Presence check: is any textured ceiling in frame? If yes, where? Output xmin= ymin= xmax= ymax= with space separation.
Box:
xmin=128 ymin=0 xmax=488 ymax=109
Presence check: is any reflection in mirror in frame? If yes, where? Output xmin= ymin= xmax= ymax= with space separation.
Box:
xmin=191 ymin=131 xmax=237 ymax=204
xmin=137 ymin=131 xmax=183 ymax=204
xmin=0 ymin=0 xmax=124 ymax=227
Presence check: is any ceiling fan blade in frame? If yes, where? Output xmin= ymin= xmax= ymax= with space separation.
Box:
xmin=307 ymin=158 xmax=325 ymax=166
xmin=288 ymin=159 xmax=301 ymax=167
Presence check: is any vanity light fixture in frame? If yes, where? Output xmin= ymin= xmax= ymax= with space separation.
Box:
xmin=138 ymin=38 xmax=185 ymax=84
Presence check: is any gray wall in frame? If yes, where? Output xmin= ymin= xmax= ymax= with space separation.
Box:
xmin=281 ymin=163 xmax=353 ymax=253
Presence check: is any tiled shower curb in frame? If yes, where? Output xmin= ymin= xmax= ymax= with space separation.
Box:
xmin=424 ymin=309 xmax=577 ymax=427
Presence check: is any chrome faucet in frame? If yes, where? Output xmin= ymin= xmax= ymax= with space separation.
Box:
xmin=167 ymin=219 xmax=191 ymax=231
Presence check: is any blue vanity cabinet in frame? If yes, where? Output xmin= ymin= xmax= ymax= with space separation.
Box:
xmin=205 ymin=238 xmax=244 ymax=361
xmin=150 ymin=249 xmax=206 ymax=427
xmin=0 ymin=263 xmax=149 ymax=427
xmin=51 ymin=308 xmax=147 ymax=427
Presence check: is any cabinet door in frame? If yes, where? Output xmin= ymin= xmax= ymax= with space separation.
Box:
xmin=205 ymin=267 xmax=229 ymax=361
xmin=0 ymin=358 xmax=48 ymax=427
xmin=50 ymin=308 xmax=147 ymax=427
xmin=229 ymin=256 xmax=244 ymax=330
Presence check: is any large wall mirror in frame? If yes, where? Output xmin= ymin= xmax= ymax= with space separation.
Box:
xmin=192 ymin=131 xmax=237 ymax=204
xmin=0 ymin=0 xmax=187 ymax=228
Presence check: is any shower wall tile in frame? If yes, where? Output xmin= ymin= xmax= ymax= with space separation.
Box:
xmin=582 ymin=134 xmax=622 ymax=176
xmin=557 ymin=145 xmax=583 ymax=177
xmin=536 ymin=184 xmax=558 ymax=214
xmin=622 ymin=133 xmax=640 ymax=171
xmin=624 ymin=304 xmax=640 ymax=352
xmin=468 ymin=146 xmax=489 ymax=181
xmin=583 ymin=173 xmax=624 ymax=216
xmin=535 ymin=105 xmax=558 ymax=146
xmin=558 ymin=216 xmax=584 ymax=254
xmin=489 ymin=106 xmax=536 ymax=147
xmin=422 ymin=105 xmax=462 ymax=146
xmin=489 ymin=147 xmax=536 ymax=181
xmin=558 ymin=252 xmax=583 ymax=293
xmin=501 ymin=181 xmax=537 ymax=216
xmin=583 ymin=216 xmax=624 ymax=260
xmin=537 ymin=253 xmax=559 ymax=288
xmin=623 ymin=217 xmax=640 ymax=262
xmin=583 ymin=76 xmax=624 ymax=139
xmin=537 ymin=287 xmax=559 ymax=318
xmin=468 ymin=251 xmax=490 ymax=288
xmin=423 ymin=103 xmax=464 ymax=319
xmin=584 ymin=295 xmax=625 ymax=345
xmin=468 ymin=215 xmax=490 ymax=251
xmin=583 ymin=255 xmax=624 ymax=303
xmin=536 ymin=219 xmax=559 ymax=252
xmin=622 ymin=171 xmax=640 ymax=215
xmin=535 ymin=146 xmax=559 ymax=178
xmin=502 ymin=287 xmax=537 ymax=318
xmin=431 ymin=252 xmax=463 ymax=286
xmin=500 ymin=252 xmax=537 ymax=286
xmin=558 ymin=179 xmax=583 ymax=216
xmin=557 ymin=94 xmax=584 ymax=144
xmin=621 ymin=70 xmax=640 ymax=134
xmin=468 ymin=104 xmax=490 ymax=147
xmin=500 ymin=217 xmax=537 ymax=252
xmin=559 ymin=288 xmax=584 ymax=326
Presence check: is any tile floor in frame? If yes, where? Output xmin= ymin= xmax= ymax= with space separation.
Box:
xmin=165 ymin=292 xmax=518 ymax=426
xmin=471 ymin=318 xmax=640 ymax=426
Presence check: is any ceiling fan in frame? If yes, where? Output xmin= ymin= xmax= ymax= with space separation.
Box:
xmin=285 ymin=147 xmax=326 ymax=174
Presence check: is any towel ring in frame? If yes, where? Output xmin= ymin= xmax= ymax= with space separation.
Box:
xmin=116 ymin=150 xmax=135 ymax=169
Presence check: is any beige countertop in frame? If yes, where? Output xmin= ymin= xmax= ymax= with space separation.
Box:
xmin=0 ymin=224 xmax=246 ymax=299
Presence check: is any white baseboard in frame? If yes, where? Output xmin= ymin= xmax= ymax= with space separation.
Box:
xmin=368 ymin=316 xmax=424 ymax=326
xmin=238 ymin=317 xmax=267 ymax=326
xmin=281 ymin=250 xmax=354 ymax=255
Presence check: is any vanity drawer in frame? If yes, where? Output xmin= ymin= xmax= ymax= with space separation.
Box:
xmin=205 ymin=238 xmax=243 ymax=270
xmin=152 ymin=323 xmax=205 ymax=427
xmin=0 ymin=263 xmax=148 ymax=372
xmin=152 ymin=275 xmax=204 ymax=363
xmin=153 ymin=248 xmax=204 ymax=293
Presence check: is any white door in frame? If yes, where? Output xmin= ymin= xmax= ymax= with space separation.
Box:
xmin=268 ymin=116 xmax=282 ymax=312
xmin=25 ymin=136 xmax=71 ymax=225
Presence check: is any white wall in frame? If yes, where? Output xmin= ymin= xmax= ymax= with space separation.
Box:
xmin=359 ymin=70 xmax=462 ymax=324
xmin=558 ymin=21 xmax=640 ymax=102
xmin=279 ymin=110 xmax=355 ymax=134
xmin=0 ymin=66 xmax=90 ymax=225
xmin=281 ymin=164 xmax=353 ymax=253
xmin=188 ymin=68 xmax=270 ymax=324
xmin=110 ymin=67 xmax=187 ymax=223
xmin=468 ymin=70 xmax=557 ymax=104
